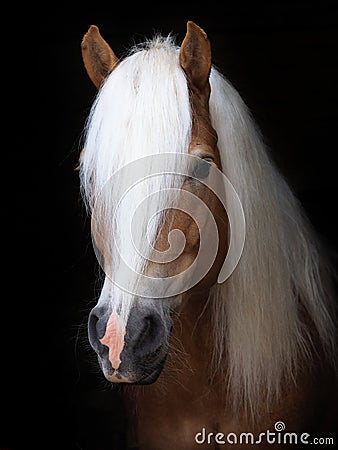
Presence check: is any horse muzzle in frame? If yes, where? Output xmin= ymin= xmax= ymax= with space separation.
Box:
xmin=88 ymin=301 xmax=172 ymax=384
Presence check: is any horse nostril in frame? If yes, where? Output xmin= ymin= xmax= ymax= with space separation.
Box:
xmin=130 ymin=312 xmax=165 ymax=357
xmin=88 ymin=307 xmax=109 ymax=357
xmin=144 ymin=315 xmax=161 ymax=342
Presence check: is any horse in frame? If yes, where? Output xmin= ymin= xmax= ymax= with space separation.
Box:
xmin=78 ymin=21 xmax=337 ymax=449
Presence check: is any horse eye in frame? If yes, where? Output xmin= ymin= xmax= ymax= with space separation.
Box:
xmin=190 ymin=157 xmax=213 ymax=180
xmin=203 ymin=157 xmax=214 ymax=163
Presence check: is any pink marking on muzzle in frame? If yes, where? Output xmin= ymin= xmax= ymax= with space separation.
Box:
xmin=99 ymin=308 xmax=126 ymax=370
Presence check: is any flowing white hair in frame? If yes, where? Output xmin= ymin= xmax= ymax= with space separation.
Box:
xmin=209 ymin=68 xmax=337 ymax=417
xmin=80 ymin=35 xmax=191 ymax=321
xmin=80 ymin=33 xmax=337 ymax=417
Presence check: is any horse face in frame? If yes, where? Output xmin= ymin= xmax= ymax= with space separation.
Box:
xmin=83 ymin=22 xmax=228 ymax=384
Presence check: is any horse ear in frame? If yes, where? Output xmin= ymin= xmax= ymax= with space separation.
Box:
xmin=81 ymin=25 xmax=120 ymax=89
xmin=179 ymin=21 xmax=211 ymax=92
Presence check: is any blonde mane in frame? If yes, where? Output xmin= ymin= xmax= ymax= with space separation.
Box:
xmin=80 ymin=34 xmax=337 ymax=417
xmin=208 ymin=69 xmax=336 ymax=416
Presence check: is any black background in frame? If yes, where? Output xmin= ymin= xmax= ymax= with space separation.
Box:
xmin=4 ymin=2 xmax=338 ymax=449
